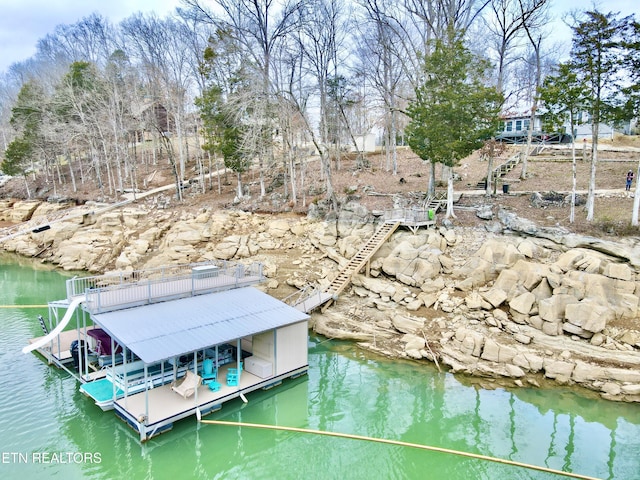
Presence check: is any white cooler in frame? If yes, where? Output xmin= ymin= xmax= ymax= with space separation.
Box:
xmin=244 ymin=356 xmax=272 ymax=378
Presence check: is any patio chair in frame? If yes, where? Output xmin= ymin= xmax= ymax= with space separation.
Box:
xmin=226 ymin=361 xmax=243 ymax=387
xmin=201 ymin=358 xmax=218 ymax=385
xmin=171 ymin=370 xmax=201 ymax=399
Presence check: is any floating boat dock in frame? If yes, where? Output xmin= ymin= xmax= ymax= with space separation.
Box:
xmin=25 ymin=261 xmax=310 ymax=442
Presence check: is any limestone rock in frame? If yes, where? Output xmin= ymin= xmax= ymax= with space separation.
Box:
xmin=268 ymin=219 xmax=291 ymax=238
xmin=9 ymin=200 xmax=40 ymax=222
xmin=418 ymin=291 xmax=438 ymax=308
xmin=391 ymin=314 xmax=425 ymax=335
xmin=454 ymin=328 xmax=485 ymax=357
xmin=512 ymin=353 xmax=543 ymax=373
xmin=352 ymin=274 xmax=396 ymax=297
xmin=538 ymin=294 xmax=578 ymax=323
xmin=480 ymin=288 xmax=507 ymax=308
xmin=603 ymin=262 xmax=632 ymax=281
xmin=465 ymin=292 xmax=485 ymax=310
xmin=565 ymin=300 xmax=612 ymax=333
xmin=505 ymin=364 xmax=526 ymax=378
xmin=509 ymin=291 xmax=535 ymax=315
xmin=543 ymin=359 xmax=575 ymax=379
xmin=403 ymin=334 xmax=426 ymax=352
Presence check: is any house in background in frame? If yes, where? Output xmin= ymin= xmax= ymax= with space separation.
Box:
xmin=497 ymin=108 xmax=571 ymax=144
xmin=352 ymin=132 xmax=377 ymax=152
xmin=497 ymin=106 xmax=631 ymax=143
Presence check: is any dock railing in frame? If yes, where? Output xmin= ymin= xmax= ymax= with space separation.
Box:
xmin=383 ymin=208 xmax=435 ymax=227
xmin=67 ymin=261 xmax=264 ymax=313
xmin=283 ymin=283 xmax=331 ymax=312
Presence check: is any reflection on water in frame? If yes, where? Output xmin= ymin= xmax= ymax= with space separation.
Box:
xmin=1 ymin=255 xmax=639 ymax=479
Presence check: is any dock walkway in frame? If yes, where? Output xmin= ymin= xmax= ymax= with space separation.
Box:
xmin=289 ymin=208 xmax=436 ymax=313
xmin=115 ymin=362 xmax=307 ymax=440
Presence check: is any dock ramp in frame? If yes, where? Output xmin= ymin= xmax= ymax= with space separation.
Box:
xmin=288 ymin=221 xmax=400 ymax=313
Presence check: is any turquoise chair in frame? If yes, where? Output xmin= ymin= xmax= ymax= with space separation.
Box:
xmin=201 ymin=358 xmax=217 ymax=385
xmin=226 ymin=361 xmax=243 ymax=387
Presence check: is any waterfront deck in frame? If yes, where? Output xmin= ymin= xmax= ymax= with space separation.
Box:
xmin=114 ymin=362 xmax=308 ymax=441
xmin=77 ymin=263 xmax=264 ymax=314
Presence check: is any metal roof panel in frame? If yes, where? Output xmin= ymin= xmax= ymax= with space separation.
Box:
xmin=93 ymin=287 xmax=308 ymax=364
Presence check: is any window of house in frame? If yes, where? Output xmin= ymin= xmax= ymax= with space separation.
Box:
xmin=506 ymin=121 xmax=513 ymax=132
xmin=515 ymin=120 xmax=522 ymax=131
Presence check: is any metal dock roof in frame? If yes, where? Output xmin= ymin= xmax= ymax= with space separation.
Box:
xmin=93 ymin=287 xmax=309 ymax=364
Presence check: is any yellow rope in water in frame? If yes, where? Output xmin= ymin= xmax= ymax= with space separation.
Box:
xmin=0 ymin=305 xmax=48 ymax=308
xmin=201 ymin=420 xmax=601 ymax=480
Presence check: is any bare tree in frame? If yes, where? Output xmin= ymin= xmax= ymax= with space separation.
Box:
xmin=183 ymin=0 xmax=303 ymax=199
xmin=357 ymin=0 xmax=410 ymax=176
xmin=517 ymin=0 xmax=550 ymax=179
xmin=405 ymin=0 xmax=489 ymax=42
xmin=121 ymin=14 xmax=198 ymax=200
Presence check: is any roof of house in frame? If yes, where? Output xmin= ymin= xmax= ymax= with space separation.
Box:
xmin=92 ymin=286 xmax=308 ymax=364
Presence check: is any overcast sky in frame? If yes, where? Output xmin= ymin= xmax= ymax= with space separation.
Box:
xmin=0 ymin=0 xmax=183 ymax=72
xmin=0 ymin=0 xmax=638 ymax=74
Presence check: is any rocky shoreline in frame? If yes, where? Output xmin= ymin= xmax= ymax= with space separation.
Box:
xmin=2 ymin=198 xmax=640 ymax=402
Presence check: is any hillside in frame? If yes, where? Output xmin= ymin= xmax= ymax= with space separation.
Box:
xmin=2 ymin=136 xmax=640 ymax=237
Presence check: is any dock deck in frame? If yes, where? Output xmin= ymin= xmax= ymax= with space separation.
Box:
xmin=114 ymin=362 xmax=308 ymax=440
xmin=29 ymin=327 xmax=101 ymax=375
xmin=28 ymin=260 xmax=309 ymax=443
xmin=80 ymin=265 xmax=263 ymax=314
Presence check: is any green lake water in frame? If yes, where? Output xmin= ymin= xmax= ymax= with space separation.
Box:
xmin=1 ymin=253 xmax=639 ymax=479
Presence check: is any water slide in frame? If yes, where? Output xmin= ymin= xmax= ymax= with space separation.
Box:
xmin=22 ymin=295 xmax=86 ymax=354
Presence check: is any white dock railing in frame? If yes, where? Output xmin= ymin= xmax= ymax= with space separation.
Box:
xmin=67 ymin=261 xmax=264 ymax=313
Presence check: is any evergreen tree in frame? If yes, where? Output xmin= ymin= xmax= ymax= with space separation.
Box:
xmin=196 ymin=42 xmax=251 ymax=199
xmin=1 ymin=138 xmax=33 ymax=198
xmin=3 ymin=81 xmax=48 ymax=198
xmin=567 ymin=10 xmax=630 ymax=221
xmin=406 ymin=32 xmax=502 ymax=218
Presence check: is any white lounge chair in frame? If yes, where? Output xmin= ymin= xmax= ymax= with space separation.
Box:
xmin=171 ymin=370 xmax=201 ymax=399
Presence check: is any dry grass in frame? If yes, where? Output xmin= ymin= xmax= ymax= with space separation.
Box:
xmin=2 ymin=138 xmax=640 ymax=238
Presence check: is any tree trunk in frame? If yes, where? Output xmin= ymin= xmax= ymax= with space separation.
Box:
xmin=586 ymin=125 xmax=599 ymax=221
xmin=66 ymin=151 xmax=77 ymax=193
xmin=486 ymin=155 xmax=494 ymax=196
xmin=445 ymin=171 xmax=456 ymax=218
xmin=236 ymin=172 xmax=243 ymax=199
xmin=22 ymin=175 xmax=31 ymax=199
xmin=570 ymin=133 xmax=577 ymax=223
xmin=632 ymin=159 xmax=640 ymax=226
xmin=428 ymin=162 xmax=436 ymax=196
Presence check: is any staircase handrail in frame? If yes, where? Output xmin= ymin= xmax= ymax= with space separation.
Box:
xmin=283 ymin=283 xmax=322 ymax=308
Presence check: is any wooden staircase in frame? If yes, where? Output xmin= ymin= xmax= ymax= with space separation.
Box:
xmin=474 ymin=152 xmax=522 ymax=189
xmin=289 ymin=221 xmax=401 ymax=313
xmin=423 ymin=191 xmax=447 ymax=212
xmin=325 ymin=221 xmax=400 ymax=298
